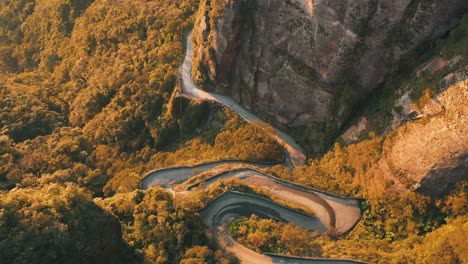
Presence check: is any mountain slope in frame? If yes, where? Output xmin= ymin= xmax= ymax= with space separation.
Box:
xmin=192 ymin=0 xmax=468 ymax=151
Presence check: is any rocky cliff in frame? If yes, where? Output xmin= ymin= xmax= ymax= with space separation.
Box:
xmin=375 ymin=64 xmax=467 ymax=197
xmin=192 ymin=0 xmax=468 ymax=195
xmin=192 ymin=0 xmax=468 ymax=130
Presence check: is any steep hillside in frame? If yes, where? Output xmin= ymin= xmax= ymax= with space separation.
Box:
xmin=192 ymin=0 xmax=467 ymax=197
xmin=339 ymin=14 xmax=468 ymax=197
xmin=192 ymin=0 xmax=468 ymax=150
xmin=375 ymin=74 xmax=467 ymax=197
xmin=0 ymin=1 xmax=287 ymax=262
xmin=0 ymin=0 xmax=467 ymax=263
xmin=0 ymin=184 xmax=137 ymax=264
xmin=261 ymin=14 xmax=467 ymax=262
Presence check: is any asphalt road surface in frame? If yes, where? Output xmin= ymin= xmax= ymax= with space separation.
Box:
xmin=180 ymin=32 xmax=306 ymax=168
xmin=138 ymin=32 xmax=364 ymax=264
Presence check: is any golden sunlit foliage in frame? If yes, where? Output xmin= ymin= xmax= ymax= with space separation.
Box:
xmin=314 ymin=214 xmax=468 ymax=263
xmin=1 ymin=1 xmax=466 ymax=263
xmin=229 ymin=215 xmax=321 ymax=257
xmin=0 ymin=1 xmax=285 ymax=262
xmin=96 ymin=188 xmax=235 ymax=264
xmin=103 ymin=107 xmax=283 ymax=196
xmin=267 ymin=133 xmax=467 ymax=262
xmin=0 ymin=183 xmax=137 ymax=263
xmin=0 ymin=0 xmax=201 ymax=191
xmin=0 ymin=0 xmax=283 ymax=196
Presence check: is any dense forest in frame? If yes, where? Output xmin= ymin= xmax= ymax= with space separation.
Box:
xmin=0 ymin=0 xmax=282 ymax=263
xmin=0 ymin=0 xmax=466 ymax=263
xmin=229 ymin=215 xmax=321 ymax=257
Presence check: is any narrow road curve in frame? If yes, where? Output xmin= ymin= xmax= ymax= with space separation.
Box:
xmin=184 ymin=167 xmax=360 ymax=234
xmin=200 ymin=191 xmax=325 ymax=264
xmin=180 ymin=32 xmax=306 ymax=168
xmin=140 ymin=159 xmax=277 ymax=189
xmin=139 ymin=31 xmax=364 ymax=263
xmin=201 ymin=191 xmax=364 ymax=264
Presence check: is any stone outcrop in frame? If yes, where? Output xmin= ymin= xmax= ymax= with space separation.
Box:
xmin=373 ymin=63 xmax=468 ymax=196
xmin=193 ymin=0 xmax=468 ymax=127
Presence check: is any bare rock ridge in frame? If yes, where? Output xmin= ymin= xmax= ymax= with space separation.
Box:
xmin=377 ymin=70 xmax=468 ymax=197
xmin=339 ymin=54 xmax=468 ymax=197
xmin=192 ymin=0 xmax=468 ymax=128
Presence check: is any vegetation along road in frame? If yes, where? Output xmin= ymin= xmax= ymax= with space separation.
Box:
xmin=140 ymin=32 xmax=363 ymax=264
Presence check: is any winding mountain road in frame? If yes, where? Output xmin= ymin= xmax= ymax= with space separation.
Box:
xmin=202 ymin=190 xmax=363 ymax=263
xmin=200 ymin=191 xmax=325 ymax=264
xmin=180 ymin=33 xmax=306 ymax=168
xmin=140 ymin=160 xmax=276 ymax=189
xmin=139 ymin=32 xmax=363 ymax=263
xmin=186 ymin=167 xmax=360 ymax=234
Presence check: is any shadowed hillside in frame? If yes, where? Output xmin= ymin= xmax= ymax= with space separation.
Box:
xmin=0 ymin=1 xmax=466 ymax=263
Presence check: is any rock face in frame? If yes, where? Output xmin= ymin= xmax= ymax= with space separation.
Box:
xmin=369 ymin=62 xmax=467 ymax=197
xmin=193 ymin=0 xmax=468 ymax=127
